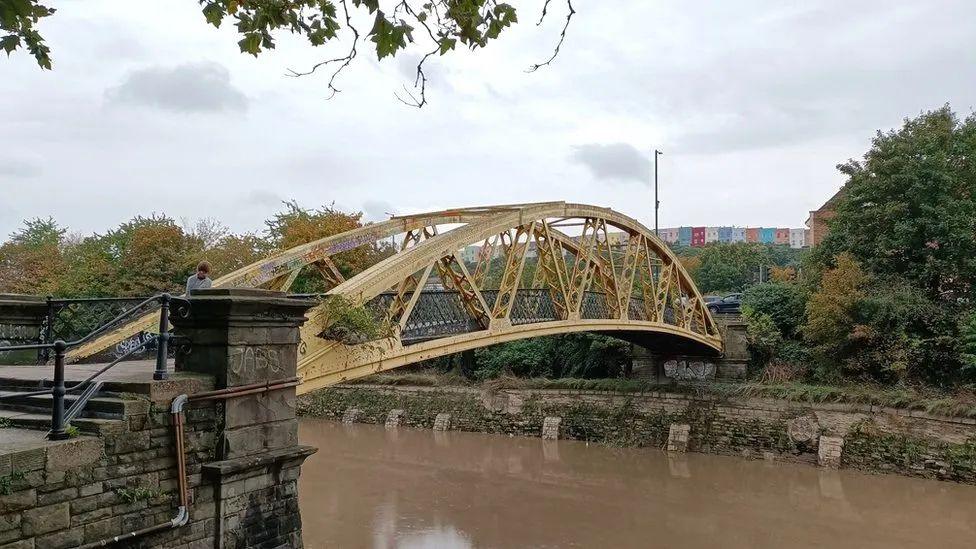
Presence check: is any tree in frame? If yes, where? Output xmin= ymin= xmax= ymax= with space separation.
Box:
xmin=205 ymin=233 xmax=272 ymax=275
xmin=962 ymin=311 xmax=976 ymax=381
xmin=741 ymin=306 xmax=782 ymax=371
xmin=819 ymin=106 xmax=976 ymax=304
xmin=803 ymin=254 xmax=866 ymax=347
xmin=0 ymin=217 xmax=65 ymax=294
xmin=692 ymin=243 xmax=770 ymax=293
xmin=742 ymin=282 xmax=807 ymax=337
xmin=265 ymin=201 xmax=393 ymax=293
xmin=4 ymin=0 xmax=575 ymax=106
xmin=802 ymin=253 xmax=869 ymax=381
xmin=811 ymin=106 xmax=976 ymax=385
xmin=115 ymin=221 xmax=203 ymax=295
xmin=473 ymin=333 xmax=629 ymax=379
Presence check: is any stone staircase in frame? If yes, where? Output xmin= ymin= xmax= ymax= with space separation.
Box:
xmin=0 ymin=376 xmax=143 ymax=436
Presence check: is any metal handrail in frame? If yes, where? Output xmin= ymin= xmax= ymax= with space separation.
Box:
xmin=1 ymin=293 xmax=184 ymax=440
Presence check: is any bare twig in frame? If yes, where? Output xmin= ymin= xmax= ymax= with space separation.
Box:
xmin=536 ymin=0 xmax=554 ymax=25
xmin=393 ymin=2 xmax=442 ymax=108
xmin=527 ymin=0 xmax=575 ymax=72
xmin=285 ymin=0 xmax=359 ymax=99
xmin=395 ymin=48 xmax=437 ymax=108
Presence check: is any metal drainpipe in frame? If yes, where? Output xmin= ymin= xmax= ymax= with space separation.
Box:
xmin=79 ymin=378 xmax=300 ymax=548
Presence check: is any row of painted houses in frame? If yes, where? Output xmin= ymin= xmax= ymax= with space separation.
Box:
xmin=657 ymin=226 xmax=809 ymax=248
xmin=459 ymin=226 xmax=808 ymax=263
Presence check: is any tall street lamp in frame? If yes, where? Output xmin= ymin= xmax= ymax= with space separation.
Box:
xmin=654 ymin=149 xmax=663 ymax=236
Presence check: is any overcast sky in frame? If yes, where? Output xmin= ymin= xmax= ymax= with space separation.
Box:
xmin=2 ymin=0 xmax=974 ymax=239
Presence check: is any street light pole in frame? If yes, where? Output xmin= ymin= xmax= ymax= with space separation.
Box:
xmin=654 ymin=149 xmax=663 ymax=236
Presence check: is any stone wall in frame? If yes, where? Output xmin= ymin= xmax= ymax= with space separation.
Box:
xmin=299 ymin=384 xmax=976 ymax=484
xmin=1 ymin=289 xmax=318 ymax=549
xmin=1 ymin=379 xmax=219 ymax=549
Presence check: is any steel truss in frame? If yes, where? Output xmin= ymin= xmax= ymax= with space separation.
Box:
xmin=68 ymin=202 xmax=722 ymax=392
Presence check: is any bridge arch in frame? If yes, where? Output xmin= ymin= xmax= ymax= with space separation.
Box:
xmin=68 ymin=202 xmax=721 ymax=391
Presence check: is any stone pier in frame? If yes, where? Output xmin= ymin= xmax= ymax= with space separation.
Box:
xmin=541 ymin=417 xmax=562 ymax=440
xmin=172 ymin=288 xmax=318 ymax=549
xmin=433 ymin=413 xmax=452 ymax=431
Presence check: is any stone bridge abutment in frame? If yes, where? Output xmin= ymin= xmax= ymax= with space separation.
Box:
xmin=0 ymin=289 xmax=318 ymax=548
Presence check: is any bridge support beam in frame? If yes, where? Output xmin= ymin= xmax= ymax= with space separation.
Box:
xmin=171 ymin=288 xmax=318 ymax=549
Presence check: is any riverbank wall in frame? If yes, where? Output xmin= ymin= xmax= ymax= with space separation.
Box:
xmin=298 ymin=384 xmax=976 ymax=484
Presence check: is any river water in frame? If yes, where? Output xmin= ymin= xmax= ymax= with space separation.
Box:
xmin=298 ymin=419 xmax=976 ymax=548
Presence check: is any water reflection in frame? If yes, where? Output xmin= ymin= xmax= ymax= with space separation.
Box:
xmin=299 ymin=419 xmax=976 ymax=548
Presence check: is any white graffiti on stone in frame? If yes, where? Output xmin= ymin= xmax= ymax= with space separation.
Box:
xmin=229 ymin=346 xmax=283 ymax=378
xmin=0 ymin=323 xmax=37 ymax=341
xmin=664 ymin=359 xmax=715 ymax=381
xmin=114 ymin=332 xmax=157 ymax=358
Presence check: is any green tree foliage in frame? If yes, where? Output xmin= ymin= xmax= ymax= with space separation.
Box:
xmin=802 ymin=253 xmax=867 ymax=378
xmin=473 ymin=334 xmax=630 ymax=380
xmin=819 ymin=106 xmax=976 ymax=304
xmin=0 ymin=202 xmax=397 ymax=299
xmin=742 ymin=306 xmax=783 ymax=370
xmin=0 ymin=0 xmax=54 ymax=68
xmin=689 ymin=243 xmax=803 ymax=294
xmin=811 ymin=106 xmax=976 ymax=385
xmin=265 ymin=201 xmax=392 ymax=293
xmin=0 ymin=217 xmax=65 ymax=294
xmin=962 ymin=312 xmax=976 ymax=380
xmin=114 ymin=216 xmax=204 ymax=295
xmin=741 ymin=282 xmax=807 ymax=337
xmin=205 ymin=234 xmax=272 ymax=274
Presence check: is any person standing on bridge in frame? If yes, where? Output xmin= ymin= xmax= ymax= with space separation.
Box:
xmin=186 ymin=261 xmax=213 ymax=294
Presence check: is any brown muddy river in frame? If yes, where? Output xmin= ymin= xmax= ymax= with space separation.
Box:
xmin=298 ymin=419 xmax=976 ymax=548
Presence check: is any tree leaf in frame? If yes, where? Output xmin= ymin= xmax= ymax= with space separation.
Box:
xmin=1 ymin=35 xmax=20 ymax=55
xmin=238 ymin=33 xmax=262 ymax=56
xmin=202 ymin=3 xmax=225 ymax=28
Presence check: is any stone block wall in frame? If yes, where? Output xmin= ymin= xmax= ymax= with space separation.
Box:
xmin=1 ymin=288 xmax=319 ymax=549
xmin=300 ymin=384 xmax=976 ymax=484
xmin=1 ymin=386 xmax=220 ymax=549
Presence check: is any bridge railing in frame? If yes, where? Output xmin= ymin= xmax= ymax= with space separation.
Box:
xmin=353 ymin=289 xmax=678 ymax=344
xmin=295 ymin=287 xmax=693 ymax=347
xmin=0 ymin=294 xmax=185 ymax=440
xmin=36 ymin=296 xmax=166 ymax=364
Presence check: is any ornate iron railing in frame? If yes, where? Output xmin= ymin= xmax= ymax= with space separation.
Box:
xmin=38 ymin=296 xmax=165 ymax=363
xmin=354 ymin=289 xmax=655 ymax=344
xmin=0 ymin=294 xmax=185 ymax=440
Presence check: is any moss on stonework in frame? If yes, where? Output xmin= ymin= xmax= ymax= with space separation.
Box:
xmin=299 ymin=387 xmax=801 ymax=458
xmin=843 ymin=420 xmax=976 ymax=482
xmin=299 ymin=386 xmax=976 ymax=483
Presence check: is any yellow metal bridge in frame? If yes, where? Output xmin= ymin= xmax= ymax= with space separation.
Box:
xmin=69 ymin=202 xmax=722 ymax=393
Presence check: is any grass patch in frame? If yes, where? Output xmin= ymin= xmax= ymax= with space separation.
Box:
xmin=115 ymin=486 xmax=160 ymax=504
xmin=0 ymin=470 xmax=26 ymax=495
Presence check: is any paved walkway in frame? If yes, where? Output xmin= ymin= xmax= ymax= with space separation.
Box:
xmin=0 ymin=359 xmax=174 ymax=383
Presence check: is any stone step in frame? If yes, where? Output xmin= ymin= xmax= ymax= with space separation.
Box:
xmin=0 ymin=390 xmax=130 ymax=419
xmin=0 ymin=408 xmax=124 ymax=435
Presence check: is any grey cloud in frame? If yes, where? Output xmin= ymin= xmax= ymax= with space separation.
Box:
xmin=0 ymin=157 xmax=42 ymax=178
xmin=106 ymin=62 xmax=247 ymax=113
xmin=569 ymin=143 xmax=650 ymax=184
xmin=242 ymin=190 xmax=285 ymax=208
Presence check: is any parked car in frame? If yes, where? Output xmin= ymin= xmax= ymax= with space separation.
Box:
xmin=707 ymin=293 xmax=742 ymax=314
xmin=703 ymin=295 xmax=722 ymax=304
